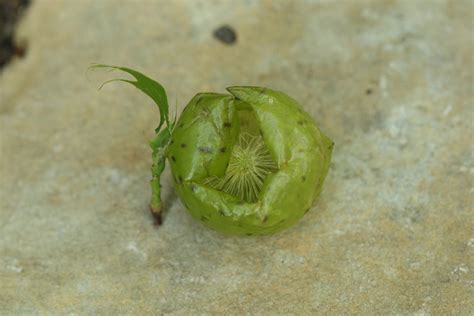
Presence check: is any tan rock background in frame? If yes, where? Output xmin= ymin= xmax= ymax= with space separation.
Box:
xmin=0 ymin=0 xmax=472 ymax=314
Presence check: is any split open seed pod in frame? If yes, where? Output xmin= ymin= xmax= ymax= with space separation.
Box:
xmin=92 ymin=65 xmax=333 ymax=236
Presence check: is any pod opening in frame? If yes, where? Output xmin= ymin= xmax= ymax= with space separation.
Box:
xmin=202 ymin=108 xmax=278 ymax=203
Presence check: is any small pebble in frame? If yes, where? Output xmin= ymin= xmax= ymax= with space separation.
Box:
xmin=213 ymin=25 xmax=237 ymax=45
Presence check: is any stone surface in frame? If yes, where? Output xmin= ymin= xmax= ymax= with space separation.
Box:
xmin=0 ymin=0 xmax=472 ymax=314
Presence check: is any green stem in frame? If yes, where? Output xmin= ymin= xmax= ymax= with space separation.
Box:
xmin=89 ymin=64 xmax=175 ymax=224
xmin=149 ymin=128 xmax=172 ymax=223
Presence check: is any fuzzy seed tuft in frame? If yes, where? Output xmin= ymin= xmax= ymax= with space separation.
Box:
xmin=204 ymin=133 xmax=277 ymax=203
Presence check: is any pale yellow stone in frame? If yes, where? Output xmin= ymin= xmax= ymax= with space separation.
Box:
xmin=0 ymin=0 xmax=472 ymax=314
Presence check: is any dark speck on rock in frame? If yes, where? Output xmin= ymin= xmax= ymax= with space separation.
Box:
xmin=213 ymin=25 xmax=237 ymax=45
xmin=0 ymin=0 xmax=30 ymax=70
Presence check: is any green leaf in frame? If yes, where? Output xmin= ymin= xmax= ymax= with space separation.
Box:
xmin=90 ymin=63 xmax=170 ymax=133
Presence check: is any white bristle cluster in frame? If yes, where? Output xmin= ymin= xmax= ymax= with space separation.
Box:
xmin=204 ymin=133 xmax=278 ymax=203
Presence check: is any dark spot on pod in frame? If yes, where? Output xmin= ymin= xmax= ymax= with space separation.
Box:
xmin=220 ymin=147 xmax=226 ymax=153
xmin=297 ymin=120 xmax=304 ymax=125
xmin=178 ymin=175 xmax=183 ymax=183
xmin=223 ymin=122 xmax=232 ymax=128
xmin=302 ymin=176 xmax=306 ymax=182
xmin=201 ymin=215 xmax=209 ymax=222
xmin=366 ymin=88 xmax=373 ymax=95
xmin=179 ymin=122 xmax=184 ymax=128
xmin=198 ymin=146 xmax=213 ymax=154
xmin=218 ymin=209 xmax=225 ymax=216
xmin=170 ymin=140 xmax=174 ymax=145
xmin=213 ymin=25 xmax=237 ymax=45
xmin=328 ymin=142 xmax=335 ymax=150
xmin=263 ymin=215 xmax=269 ymax=223
xmin=246 ymin=233 xmax=253 ymax=236
xmin=181 ymin=143 xmax=187 ymax=148
xmin=305 ymin=208 xmax=310 ymax=214
xmin=191 ymin=184 xmax=197 ymax=192
xmin=171 ymin=156 xmax=177 ymax=162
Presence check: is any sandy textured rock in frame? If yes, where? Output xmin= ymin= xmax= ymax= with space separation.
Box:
xmin=0 ymin=0 xmax=472 ymax=314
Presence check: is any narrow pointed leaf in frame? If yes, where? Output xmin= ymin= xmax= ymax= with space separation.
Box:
xmin=90 ymin=64 xmax=170 ymax=133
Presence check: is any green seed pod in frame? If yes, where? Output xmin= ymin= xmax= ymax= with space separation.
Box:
xmin=91 ymin=64 xmax=333 ymax=236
